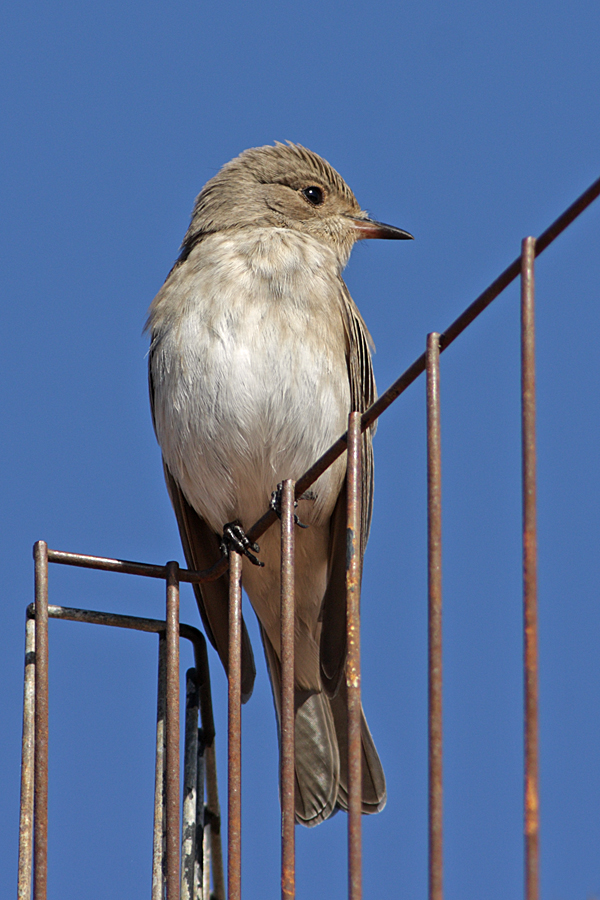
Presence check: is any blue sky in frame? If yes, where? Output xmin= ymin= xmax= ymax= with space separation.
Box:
xmin=2 ymin=2 xmax=600 ymax=898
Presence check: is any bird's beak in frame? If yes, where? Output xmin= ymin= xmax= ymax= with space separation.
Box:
xmin=349 ymin=216 xmax=414 ymax=241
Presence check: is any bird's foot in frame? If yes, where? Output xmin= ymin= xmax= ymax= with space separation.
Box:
xmin=270 ymin=484 xmax=309 ymax=529
xmin=220 ymin=521 xmax=264 ymax=567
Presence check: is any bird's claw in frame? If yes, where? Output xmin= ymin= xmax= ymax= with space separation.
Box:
xmin=270 ymin=484 xmax=309 ymax=529
xmin=220 ymin=521 xmax=264 ymax=567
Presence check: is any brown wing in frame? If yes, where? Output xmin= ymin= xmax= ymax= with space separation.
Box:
xmin=149 ymin=362 xmax=256 ymax=702
xmin=319 ymin=282 xmax=376 ymax=696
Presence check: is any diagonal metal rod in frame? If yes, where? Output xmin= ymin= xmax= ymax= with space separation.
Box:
xmin=426 ymin=334 xmax=443 ymax=900
xmin=280 ymin=479 xmax=296 ymax=900
xmin=346 ymin=412 xmax=363 ymax=900
xmin=42 ymin=177 xmax=600 ymax=589
xmin=241 ymin=174 xmax=600 ymax=550
xmin=521 ymin=237 xmax=540 ymax=900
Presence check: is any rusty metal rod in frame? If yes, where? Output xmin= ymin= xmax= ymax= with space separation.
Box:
xmin=152 ymin=634 xmax=167 ymax=900
xmin=521 ymin=237 xmax=540 ymax=900
xmin=182 ymin=669 xmax=200 ymax=900
xmin=45 ymin=547 xmax=216 ymax=584
xmin=18 ymin=615 xmax=36 ymax=900
xmin=25 ymin=601 xmax=211 ymax=683
xmin=228 ymin=551 xmax=243 ymax=900
xmin=165 ymin=561 xmax=181 ymax=900
xmin=33 ymin=540 xmax=49 ymax=900
xmin=280 ymin=479 xmax=296 ymax=900
xmin=346 ymin=412 xmax=363 ymax=900
xmin=426 ymin=334 xmax=443 ymax=900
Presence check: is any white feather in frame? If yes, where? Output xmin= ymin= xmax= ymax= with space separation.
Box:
xmin=148 ymin=227 xmax=351 ymax=688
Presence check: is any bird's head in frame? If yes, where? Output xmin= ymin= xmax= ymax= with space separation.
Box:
xmin=182 ymin=142 xmax=413 ymax=267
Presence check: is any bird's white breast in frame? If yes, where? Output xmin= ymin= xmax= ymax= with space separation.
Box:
xmin=149 ymin=228 xmax=351 ymax=533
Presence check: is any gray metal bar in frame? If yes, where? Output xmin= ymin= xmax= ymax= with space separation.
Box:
xmin=18 ymin=615 xmax=36 ymax=900
xmin=182 ymin=670 xmax=200 ymax=900
xmin=195 ymin=728 xmax=206 ymax=900
xmin=205 ymin=739 xmax=224 ymax=900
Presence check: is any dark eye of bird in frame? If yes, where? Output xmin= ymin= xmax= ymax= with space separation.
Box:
xmin=302 ymin=186 xmax=324 ymax=206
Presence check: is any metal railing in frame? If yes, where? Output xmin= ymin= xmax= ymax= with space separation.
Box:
xmin=18 ymin=174 xmax=600 ymax=900
xmin=18 ymin=555 xmax=225 ymax=900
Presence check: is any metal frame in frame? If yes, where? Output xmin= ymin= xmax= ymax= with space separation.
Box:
xmin=18 ymin=560 xmax=225 ymax=900
xmin=18 ymin=175 xmax=600 ymax=899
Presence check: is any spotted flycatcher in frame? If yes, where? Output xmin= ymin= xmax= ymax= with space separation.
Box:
xmin=146 ymin=142 xmax=413 ymax=825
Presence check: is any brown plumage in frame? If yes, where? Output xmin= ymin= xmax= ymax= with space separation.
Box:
xmin=147 ymin=142 xmax=413 ymax=824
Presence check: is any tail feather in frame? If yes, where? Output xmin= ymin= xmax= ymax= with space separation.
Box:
xmin=260 ymin=625 xmax=385 ymax=826
xmin=294 ymin=692 xmax=340 ymax=826
xmin=330 ymin=682 xmax=386 ymax=815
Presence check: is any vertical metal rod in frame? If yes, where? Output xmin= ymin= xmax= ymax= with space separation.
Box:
xmin=205 ymin=739 xmax=225 ymax=900
xmin=280 ymin=479 xmax=296 ymax=900
xmin=521 ymin=236 xmax=540 ymax=900
xmin=426 ymin=333 xmax=443 ymax=900
xmin=152 ymin=633 xmax=167 ymax=900
xmin=18 ymin=615 xmax=36 ymax=900
xmin=33 ymin=540 xmax=49 ymax=900
xmin=228 ymin=551 xmax=243 ymax=900
xmin=195 ymin=729 xmax=206 ymax=900
xmin=196 ymin=642 xmax=223 ymax=900
xmin=203 ymin=818 xmax=211 ymax=900
xmin=165 ymin=561 xmax=181 ymax=900
xmin=182 ymin=669 xmax=200 ymax=900
xmin=346 ymin=411 xmax=363 ymax=900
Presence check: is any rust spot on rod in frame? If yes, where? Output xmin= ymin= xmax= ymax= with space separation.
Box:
xmin=426 ymin=334 xmax=443 ymax=900
xmin=521 ymin=237 xmax=539 ymax=900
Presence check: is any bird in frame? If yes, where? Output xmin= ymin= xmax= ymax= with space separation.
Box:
xmin=146 ymin=142 xmax=413 ymax=826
